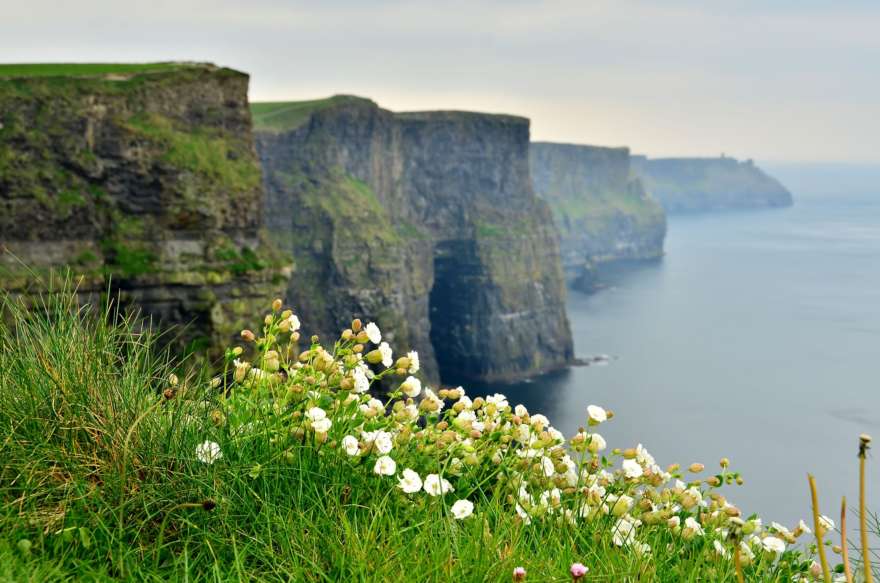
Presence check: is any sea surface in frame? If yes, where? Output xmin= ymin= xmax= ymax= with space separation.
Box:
xmin=475 ymin=166 xmax=880 ymax=528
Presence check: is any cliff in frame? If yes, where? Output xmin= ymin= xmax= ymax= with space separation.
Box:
xmin=255 ymin=97 xmax=574 ymax=383
xmin=0 ymin=63 xmax=290 ymax=359
xmin=631 ymin=155 xmax=793 ymax=213
xmin=530 ymin=142 xmax=666 ymax=291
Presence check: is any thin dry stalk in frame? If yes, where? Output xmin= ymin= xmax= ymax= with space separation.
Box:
xmin=860 ymin=434 xmax=873 ymax=583
xmin=809 ymin=473 xmax=832 ymax=583
xmin=841 ymin=496 xmax=853 ymax=583
xmin=732 ymin=543 xmax=745 ymax=583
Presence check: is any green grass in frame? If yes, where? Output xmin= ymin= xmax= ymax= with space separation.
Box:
xmin=251 ymin=96 xmax=371 ymax=133
xmin=125 ymin=113 xmax=261 ymax=194
xmin=0 ymin=63 xmax=197 ymax=78
xmin=0 ymin=283 xmax=854 ymax=581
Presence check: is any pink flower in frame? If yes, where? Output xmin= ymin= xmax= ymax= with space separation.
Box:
xmin=570 ymin=562 xmax=589 ymax=580
xmin=512 ymin=566 xmax=526 ymax=581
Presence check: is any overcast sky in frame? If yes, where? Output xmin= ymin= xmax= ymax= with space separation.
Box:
xmin=4 ymin=0 xmax=879 ymax=162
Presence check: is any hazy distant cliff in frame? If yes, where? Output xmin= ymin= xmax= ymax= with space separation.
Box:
xmin=631 ymin=155 xmax=793 ymax=212
xmin=530 ymin=142 xmax=666 ymax=291
xmin=0 ymin=63 xmax=289 ymax=357
xmin=255 ymin=96 xmax=574 ymax=383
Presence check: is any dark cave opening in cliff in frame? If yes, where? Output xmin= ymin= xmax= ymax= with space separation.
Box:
xmin=428 ymin=240 xmax=484 ymax=385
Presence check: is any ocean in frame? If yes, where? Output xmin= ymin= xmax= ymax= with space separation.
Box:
xmin=474 ymin=165 xmax=880 ymax=528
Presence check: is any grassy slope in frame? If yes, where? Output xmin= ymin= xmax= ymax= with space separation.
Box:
xmin=250 ymin=95 xmax=372 ymax=133
xmin=0 ymin=287 xmax=861 ymax=582
xmin=0 ymin=63 xmax=200 ymax=78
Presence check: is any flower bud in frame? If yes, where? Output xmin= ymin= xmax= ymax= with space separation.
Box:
xmin=351 ymin=319 xmax=363 ymax=332
xmin=163 ymin=388 xmax=175 ymax=400
xmin=355 ymin=330 xmax=370 ymax=343
xmin=241 ymin=329 xmax=256 ymax=342
xmin=264 ymin=315 xmax=273 ymax=326
xmin=720 ymin=457 xmax=730 ymax=468
xmin=272 ymin=298 xmax=283 ymax=312
xmin=688 ymin=463 xmax=705 ymax=473
xmin=341 ymin=329 xmax=353 ymax=341
xmin=623 ymin=448 xmax=637 ymax=459
xmin=366 ymin=349 xmax=383 ymax=364
xmin=264 ymin=350 xmax=280 ymax=372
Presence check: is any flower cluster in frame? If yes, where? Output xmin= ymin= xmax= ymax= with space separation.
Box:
xmin=196 ymin=299 xmax=818 ymax=578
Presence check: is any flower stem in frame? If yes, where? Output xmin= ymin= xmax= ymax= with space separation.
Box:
xmin=860 ymin=434 xmax=873 ymax=583
xmin=808 ymin=473 xmax=831 ymax=583
xmin=732 ymin=542 xmax=745 ymax=583
xmin=841 ymin=496 xmax=853 ymax=583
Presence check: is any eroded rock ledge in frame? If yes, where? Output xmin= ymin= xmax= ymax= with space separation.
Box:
xmin=530 ymin=142 xmax=667 ymax=292
xmin=0 ymin=63 xmax=290 ymax=359
xmin=254 ymin=96 xmax=574 ymax=384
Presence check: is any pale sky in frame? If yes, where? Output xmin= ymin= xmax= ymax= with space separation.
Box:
xmin=4 ymin=0 xmax=879 ymax=162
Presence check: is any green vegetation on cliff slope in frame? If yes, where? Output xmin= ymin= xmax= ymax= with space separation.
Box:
xmin=0 ymin=62 xmax=198 ymax=78
xmin=4 ymin=286 xmax=870 ymax=581
xmin=251 ymin=95 xmax=374 ymax=132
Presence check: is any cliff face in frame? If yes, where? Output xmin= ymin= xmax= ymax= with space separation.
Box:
xmin=631 ymin=156 xmax=793 ymax=213
xmin=530 ymin=142 xmax=666 ymax=291
xmin=0 ymin=63 xmax=289 ymax=358
xmin=255 ymin=98 xmax=574 ymax=383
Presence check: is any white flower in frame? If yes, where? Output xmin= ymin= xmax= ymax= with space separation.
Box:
xmin=286 ymin=314 xmax=301 ymax=332
xmin=407 ymin=350 xmax=419 ymax=374
xmin=587 ymin=405 xmax=607 ymax=425
xmin=541 ymin=456 xmax=555 ymax=477
xmin=365 ymin=322 xmax=382 ymax=344
xmin=622 ymin=459 xmax=644 ymax=479
xmin=378 ymin=342 xmax=393 ymax=367
xmin=306 ymin=407 xmax=326 ymax=422
xmin=486 ymin=393 xmax=509 ymax=410
xmin=450 ymin=499 xmax=474 ymax=520
xmin=770 ymin=521 xmax=792 ymax=536
xmin=819 ymin=515 xmax=835 ymax=532
xmin=515 ymin=503 xmax=532 ymax=525
xmin=588 ymin=433 xmax=607 ymax=453
xmin=353 ymin=365 xmax=370 ymax=393
xmin=668 ymin=516 xmax=681 ymax=529
xmin=761 ymin=536 xmax=785 ymax=554
xmin=312 ymin=417 xmax=332 ymax=433
xmin=422 ymin=388 xmax=445 ymax=413
xmin=635 ymin=444 xmax=655 ymax=467
xmin=342 ymin=435 xmax=359 ymax=456
xmin=530 ymin=414 xmax=549 ymax=430
xmin=400 ymin=376 xmax=422 ymax=398
xmin=373 ymin=455 xmax=397 ymax=476
xmin=398 ymin=468 xmax=422 ymax=493
xmin=423 ymin=473 xmax=453 ymax=496
xmin=360 ymin=398 xmax=385 ymax=416
xmin=612 ymin=516 xmax=641 ymax=546
xmin=796 ymin=519 xmax=812 ymax=534
xmin=195 ymin=440 xmax=222 ymax=464
xmin=684 ymin=517 xmax=705 ymax=537
xmin=514 ymin=404 xmax=528 ymax=417
xmin=713 ymin=540 xmax=730 ymax=559
xmin=374 ymin=431 xmax=394 ymax=454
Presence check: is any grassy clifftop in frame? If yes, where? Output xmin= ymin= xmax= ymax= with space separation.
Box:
xmin=0 ymin=61 xmax=289 ymax=360
xmin=633 ymin=156 xmax=793 ymax=213
xmin=0 ymin=62 xmax=207 ymax=78
xmin=251 ymin=95 xmax=375 ymax=132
